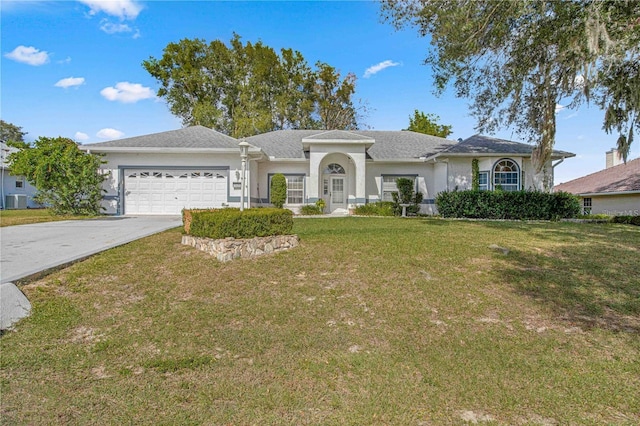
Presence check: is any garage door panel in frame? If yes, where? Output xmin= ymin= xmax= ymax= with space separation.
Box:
xmin=124 ymin=168 xmax=227 ymax=215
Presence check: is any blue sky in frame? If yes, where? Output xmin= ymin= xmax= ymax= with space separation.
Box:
xmin=2 ymin=0 xmax=638 ymax=184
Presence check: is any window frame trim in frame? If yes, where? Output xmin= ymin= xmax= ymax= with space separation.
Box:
xmin=492 ymin=158 xmax=521 ymax=191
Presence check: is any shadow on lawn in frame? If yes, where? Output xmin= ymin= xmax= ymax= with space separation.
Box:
xmin=495 ymin=230 xmax=640 ymax=334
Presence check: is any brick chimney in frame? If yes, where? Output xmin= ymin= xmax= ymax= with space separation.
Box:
xmin=606 ymin=148 xmax=623 ymax=169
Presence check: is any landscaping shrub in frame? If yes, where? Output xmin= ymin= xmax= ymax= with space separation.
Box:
xmin=435 ymin=190 xmax=580 ymax=220
xmin=612 ymin=215 xmax=640 ymax=226
xmin=186 ymin=208 xmax=293 ymax=239
xmin=354 ymin=201 xmax=395 ymax=216
xmin=300 ymin=204 xmax=322 ymax=215
xmin=270 ymin=173 xmax=287 ymax=208
xmin=392 ymin=178 xmax=423 ymax=215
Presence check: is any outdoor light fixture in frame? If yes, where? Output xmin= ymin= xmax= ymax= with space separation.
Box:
xmin=238 ymin=140 xmax=250 ymax=211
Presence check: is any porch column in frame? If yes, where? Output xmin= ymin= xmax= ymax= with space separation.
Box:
xmin=353 ymin=152 xmax=366 ymax=205
xmin=308 ymin=151 xmax=322 ymax=202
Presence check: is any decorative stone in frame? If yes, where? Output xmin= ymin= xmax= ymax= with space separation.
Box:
xmin=182 ymin=234 xmax=299 ymax=262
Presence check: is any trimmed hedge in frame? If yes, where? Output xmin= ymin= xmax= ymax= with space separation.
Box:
xmin=612 ymin=215 xmax=640 ymax=226
xmin=435 ymin=190 xmax=580 ymax=220
xmin=185 ymin=208 xmax=294 ymax=239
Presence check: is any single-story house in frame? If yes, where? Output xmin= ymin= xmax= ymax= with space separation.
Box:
xmin=555 ymin=149 xmax=640 ymax=216
xmin=1 ymin=141 xmax=40 ymax=209
xmin=81 ymin=126 xmax=574 ymax=215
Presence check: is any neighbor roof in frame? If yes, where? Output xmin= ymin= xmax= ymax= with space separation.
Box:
xmin=83 ymin=126 xmax=240 ymax=150
xmin=436 ymin=134 xmax=575 ymax=159
xmin=554 ymin=157 xmax=640 ymax=195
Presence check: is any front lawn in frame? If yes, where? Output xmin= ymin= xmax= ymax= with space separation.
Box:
xmin=1 ymin=218 xmax=639 ymax=424
xmin=0 ymin=209 xmax=93 ymax=227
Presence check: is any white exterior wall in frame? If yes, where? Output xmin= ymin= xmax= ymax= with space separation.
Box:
xmin=255 ymin=161 xmax=309 ymax=210
xmin=445 ymin=156 xmax=554 ymax=193
xmin=98 ymin=152 xmax=246 ymax=214
xmin=582 ymin=194 xmax=640 ymax=216
xmin=365 ymin=162 xmax=437 ymax=214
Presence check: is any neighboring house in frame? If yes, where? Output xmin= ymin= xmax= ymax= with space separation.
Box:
xmin=81 ymin=126 xmax=574 ymax=215
xmin=555 ymin=149 xmax=640 ymax=216
xmin=0 ymin=141 xmax=40 ymax=209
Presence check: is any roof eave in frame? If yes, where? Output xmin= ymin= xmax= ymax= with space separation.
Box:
xmin=80 ymin=147 xmax=251 ymax=154
xmin=572 ymin=190 xmax=640 ymax=196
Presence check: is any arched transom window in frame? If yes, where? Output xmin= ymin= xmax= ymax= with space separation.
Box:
xmin=493 ymin=159 xmax=520 ymax=191
xmin=324 ymin=163 xmax=345 ymax=174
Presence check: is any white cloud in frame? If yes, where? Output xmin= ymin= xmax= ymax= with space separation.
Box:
xmin=74 ymin=131 xmax=90 ymax=141
xmin=55 ymin=77 xmax=85 ymax=88
xmin=364 ymin=60 xmax=400 ymax=78
xmin=78 ymin=0 xmax=143 ymax=20
xmin=100 ymin=82 xmax=155 ymax=103
xmin=100 ymin=20 xmax=133 ymax=34
xmin=5 ymin=45 xmax=50 ymax=66
xmin=555 ymin=104 xmax=565 ymax=114
xmin=58 ymin=56 xmax=72 ymax=64
xmin=97 ymin=128 xmax=124 ymax=139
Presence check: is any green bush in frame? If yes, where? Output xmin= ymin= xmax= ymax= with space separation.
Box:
xmin=435 ymin=190 xmax=580 ymax=220
xmin=392 ymin=178 xmax=423 ymax=216
xmin=577 ymin=214 xmax=611 ymax=220
xmin=354 ymin=201 xmax=395 ymax=216
xmin=186 ymin=208 xmax=293 ymax=239
xmin=612 ymin=215 xmax=640 ymax=226
xmin=300 ymin=204 xmax=322 ymax=215
xmin=270 ymin=174 xmax=287 ymax=208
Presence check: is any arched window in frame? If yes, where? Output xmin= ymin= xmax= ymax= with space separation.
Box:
xmin=324 ymin=163 xmax=345 ymax=174
xmin=493 ymin=159 xmax=520 ymax=191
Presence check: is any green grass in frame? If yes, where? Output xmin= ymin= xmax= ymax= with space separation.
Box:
xmin=1 ymin=218 xmax=639 ymax=424
xmin=0 ymin=209 xmax=94 ymax=227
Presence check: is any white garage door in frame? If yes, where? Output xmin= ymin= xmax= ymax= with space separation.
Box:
xmin=124 ymin=169 xmax=228 ymax=215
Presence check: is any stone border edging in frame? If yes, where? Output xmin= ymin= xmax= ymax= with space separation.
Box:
xmin=182 ymin=234 xmax=299 ymax=262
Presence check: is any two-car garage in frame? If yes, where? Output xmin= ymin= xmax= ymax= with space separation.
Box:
xmin=122 ymin=168 xmax=228 ymax=215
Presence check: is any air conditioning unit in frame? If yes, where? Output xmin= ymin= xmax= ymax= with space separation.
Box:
xmin=5 ymin=194 xmax=27 ymax=209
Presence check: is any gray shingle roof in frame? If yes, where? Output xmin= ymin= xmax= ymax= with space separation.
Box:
xmin=441 ymin=134 xmax=574 ymax=158
xmin=82 ymin=126 xmax=574 ymax=162
xmin=246 ymin=129 xmax=456 ymax=160
xmin=85 ymin=126 xmax=239 ymax=149
xmin=554 ymin=157 xmax=640 ymax=194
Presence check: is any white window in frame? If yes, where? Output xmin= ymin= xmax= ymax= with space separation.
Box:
xmin=15 ymin=176 xmax=25 ymax=189
xmin=583 ymin=198 xmax=592 ymax=215
xmin=478 ymin=171 xmax=489 ymax=191
xmin=286 ymin=176 xmax=304 ymax=204
xmin=382 ymin=175 xmax=416 ymax=202
xmin=493 ymin=159 xmax=520 ymax=191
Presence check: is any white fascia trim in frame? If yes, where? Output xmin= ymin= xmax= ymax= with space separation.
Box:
xmin=80 ymin=147 xmax=247 ymax=154
xmin=428 ymin=152 xmax=575 ymax=161
xmin=267 ymin=157 xmax=308 ymax=163
xmin=368 ymin=158 xmax=425 ymax=163
xmin=578 ymin=190 xmax=640 ymax=196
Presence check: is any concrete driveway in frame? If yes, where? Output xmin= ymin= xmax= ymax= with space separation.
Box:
xmin=1 ymin=215 xmax=182 ymax=284
xmin=1 ymin=215 xmax=182 ymax=329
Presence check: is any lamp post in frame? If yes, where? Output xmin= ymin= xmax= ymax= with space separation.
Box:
xmin=239 ymin=140 xmax=250 ymax=211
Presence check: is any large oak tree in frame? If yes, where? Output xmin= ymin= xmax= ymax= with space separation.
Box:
xmin=143 ymin=34 xmax=365 ymax=138
xmin=381 ymin=0 xmax=639 ymax=189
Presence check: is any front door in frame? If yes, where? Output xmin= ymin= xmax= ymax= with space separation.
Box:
xmin=329 ymin=176 xmax=345 ymax=212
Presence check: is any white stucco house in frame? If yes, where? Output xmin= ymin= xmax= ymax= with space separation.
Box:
xmin=81 ymin=126 xmax=574 ymax=215
xmin=1 ymin=141 xmax=40 ymax=210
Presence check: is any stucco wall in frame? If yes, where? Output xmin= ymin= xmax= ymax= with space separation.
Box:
xmin=582 ymin=194 xmax=640 ymax=216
